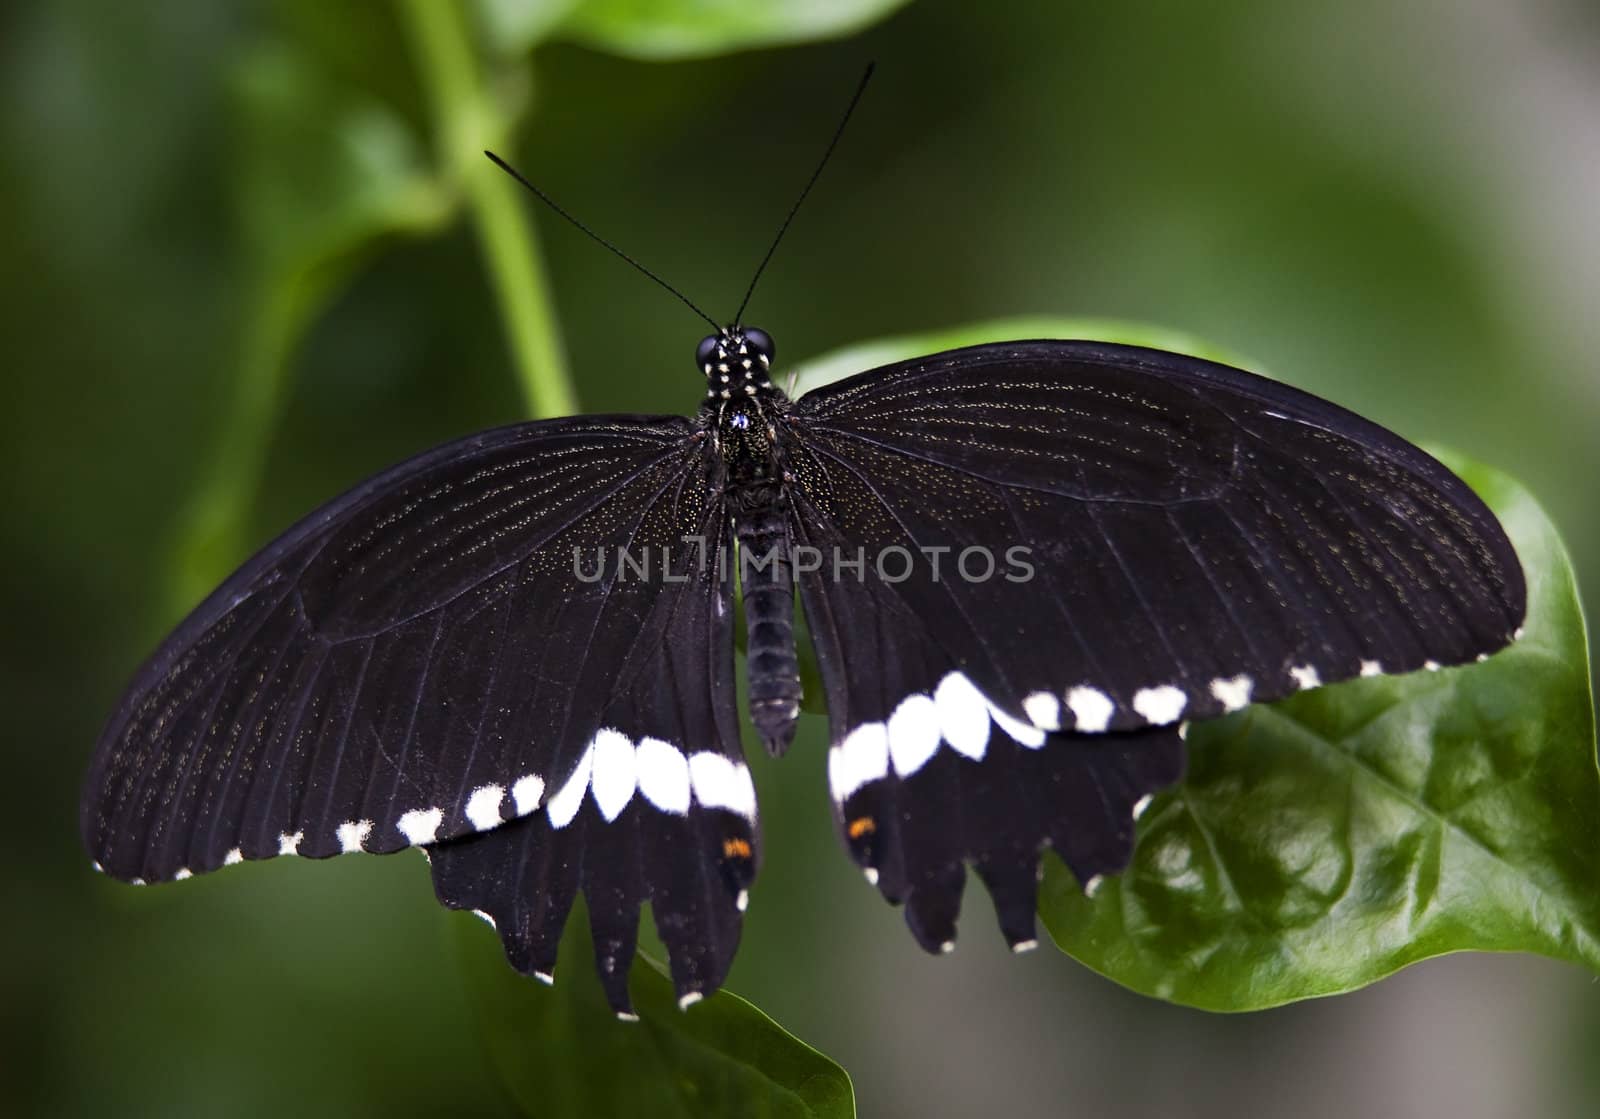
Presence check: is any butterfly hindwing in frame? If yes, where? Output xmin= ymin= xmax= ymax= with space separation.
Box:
xmin=81 ymin=415 xmax=756 ymax=1005
xmin=428 ymin=505 xmax=755 ymax=1013
xmin=786 ymin=340 xmax=1523 ymax=942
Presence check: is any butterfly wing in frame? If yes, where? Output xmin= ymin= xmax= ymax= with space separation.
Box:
xmin=785 ymin=340 xmax=1523 ymax=945
xmin=82 ymin=415 xmax=753 ymax=1012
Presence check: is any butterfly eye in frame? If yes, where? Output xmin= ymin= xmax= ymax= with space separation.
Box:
xmin=695 ymin=334 xmax=721 ymax=369
xmin=740 ymin=327 xmax=775 ymax=366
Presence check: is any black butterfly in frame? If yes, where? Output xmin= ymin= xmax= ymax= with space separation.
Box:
xmin=80 ymin=79 xmax=1525 ymax=1020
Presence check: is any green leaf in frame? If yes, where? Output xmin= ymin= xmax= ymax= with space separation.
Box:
xmin=478 ymin=0 xmax=915 ymax=59
xmin=169 ymin=40 xmax=451 ymax=609
xmin=793 ymin=318 xmax=1598 ymax=1011
xmin=454 ymin=907 xmax=854 ymax=1117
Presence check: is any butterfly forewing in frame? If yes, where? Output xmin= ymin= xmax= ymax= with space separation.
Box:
xmin=81 ymin=415 xmax=756 ymax=1009
xmin=790 ymin=340 xmax=1523 ymax=728
xmin=784 ymin=340 xmax=1524 ymax=936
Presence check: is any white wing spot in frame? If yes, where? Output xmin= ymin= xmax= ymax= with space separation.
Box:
xmin=736 ymin=889 xmax=749 ymax=913
xmin=277 ymin=830 xmax=304 ymax=856
xmin=688 ymin=753 xmax=757 ymax=820
xmin=472 ymin=909 xmax=497 ymax=930
xmin=1011 ymin=939 xmax=1038 ymax=954
xmin=1132 ymin=685 xmax=1187 ymax=725
xmin=636 ymin=737 xmax=691 ymax=815
xmin=590 ymin=728 xmax=638 ymax=822
xmin=1132 ymin=794 xmax=1153 ymax=820
xmin=829 ymin=722 xmax=890 ymax=802
xmin=1022 ymin=691 xmax=1062 ymax=731
xmin=1359 ymin=659 xmax=1383 ymax=677
xmin=1083 ymin=874 xmax=1104 ymax=897
xmin=397 ymin=807 xmax=444 ymax=845
xmin=887 ymin=694 xmax=941 ymax=778
xmin=224 ymin=848 xmax=243 ymax=866
xmin=511 ymin=774 xmax=545 ymax=816
xmin=1209 ymin=674 xmax=1253 ymax=712
xmin=1424 ymin=659 xmax=1442 ymax=672
xmin=465 ymin=784 xmax=506 ymax=832
xmin=174 ymin=867 xmax=193 ymax=881
xmin=1289 ymin=664 xmax=1321 ymax=690
xmin=939 ymin=940 xmax=956 ymax=955
xmin=678 ymin=990 xmax=704 ymax=1009
xmin=1065 ymin=686 xmax=1115 ymax=732
xmin=337 ymin=819 xmax=373 ymax=853
xmin=988 ymin=699 xmax=1047 ymax=748
xmin=935 ymin=672 xmax=990 ymax=760
xmin=547 ymin=743 xmax=596 ymax=830
xmin=863 ymin=867 xmax=880 ymax=886
xmin=533 ymin=970 xmax=554 ymax=987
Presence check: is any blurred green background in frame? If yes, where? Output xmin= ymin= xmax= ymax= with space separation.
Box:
xmin=7 ymin=1 xmax=1599 ymax=1116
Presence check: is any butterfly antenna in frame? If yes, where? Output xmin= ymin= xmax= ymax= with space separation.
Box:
xmin=485 ymin=150 xmax=722 ymax=333
xmin=733 ymin=62 xmax=876 ymax=327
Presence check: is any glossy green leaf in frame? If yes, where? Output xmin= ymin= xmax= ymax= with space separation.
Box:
xmin=477 ymin=0 xmax=915 ymax=59
xmin=792 ymin=318 xmax=1598 ymax=1010
xmin=454 ymin=907 xmax=854 ymax=1117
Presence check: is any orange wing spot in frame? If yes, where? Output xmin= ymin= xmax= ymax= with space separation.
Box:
xmin=847 ymin=816 xmax=876 ymax=840
xmin=722 ymin=837 xmax=753 ymax=860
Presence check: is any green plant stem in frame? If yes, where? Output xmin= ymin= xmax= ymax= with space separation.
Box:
xmin=399 ymin=0 xmax=576 ymax=418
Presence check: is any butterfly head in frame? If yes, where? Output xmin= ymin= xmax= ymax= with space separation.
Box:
xmin=697 ymin=326 xmax=776 ymax=396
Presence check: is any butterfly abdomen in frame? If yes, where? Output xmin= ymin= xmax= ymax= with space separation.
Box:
xmin=736 ymin=499 xmax=802 ymax=756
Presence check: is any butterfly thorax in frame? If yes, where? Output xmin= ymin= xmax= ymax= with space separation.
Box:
xmin=694 ymin=327 xmax=802 ymax=755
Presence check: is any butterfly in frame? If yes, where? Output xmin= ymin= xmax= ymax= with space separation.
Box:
xmin=79 ymin=74 xmax=1526 ymax=1021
